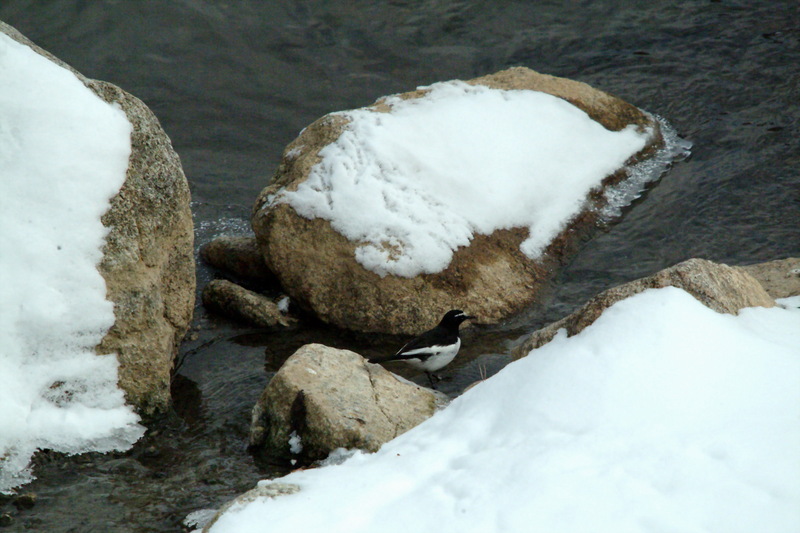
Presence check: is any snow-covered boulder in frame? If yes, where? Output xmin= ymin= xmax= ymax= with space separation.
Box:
xmin=250 ymin=344 xmax=447 ymax=462
xmin=1 ymin=21 xmax=194 ymax=416
xmin=252 ymin=67 xmax=678 ymax=334
xmin=512 ymin=257 xmax=775 ymax=358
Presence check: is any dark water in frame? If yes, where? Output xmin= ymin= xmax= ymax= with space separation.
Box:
xmin=1 ymin=1 xmax=798 ymax=531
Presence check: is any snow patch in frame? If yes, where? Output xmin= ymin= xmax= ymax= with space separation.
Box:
xmin=276 ymin=296 xmax=290 ymax=314
xmin=288 ymin=431 xmax=303 ymax=455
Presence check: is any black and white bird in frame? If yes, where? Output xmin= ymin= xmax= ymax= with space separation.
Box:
xmin=369 ymin=309 xmax=473 ymax=388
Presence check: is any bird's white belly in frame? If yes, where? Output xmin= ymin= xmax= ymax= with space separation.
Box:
xmin=404 ymin=338 xmax=461 ymax=372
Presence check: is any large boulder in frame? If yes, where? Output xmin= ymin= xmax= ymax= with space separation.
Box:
xmin=252 ymin=67 xmax=669 ymax=335
xmin=250 ymin=344 xmax=447 ymax=462
xmin=512 ymin=258 xmax=775 ymax=359
xmin=1 ymin=22 xmax=194 ymax=415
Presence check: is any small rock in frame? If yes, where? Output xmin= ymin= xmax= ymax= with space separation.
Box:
xmin=242 ymin=482 xmax=301 ymax=501
xmin=0 ymin=513 xmax=13 ymax=527
xmin=200 ymin=235 xmax=276 ymax=283
xmin=250 ymin=343 xmax=448 ymax=462
xmin=512 ymin=258 xmax=775 ymax=359
xmin=95 ymin=457 xmax=150 ymax=476
xmin=142 ymin=446 xmax=160 ymax=459
xmin=13 ymin=493 xmax=36 ymax=510
xmin=202 ymin=279 xmax=296 ymax=328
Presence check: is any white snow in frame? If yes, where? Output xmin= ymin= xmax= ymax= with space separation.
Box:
xmin=288 ymin=431 xmax=303 ymax=455
xmin=205 ymin=288 xmax=800 ymax=533
xmin=277 ymin=295 xmax=290 ymax=314
xmin=0 ymin=33 xmax=144 ymax=492
xmin=264 ymin=80 xmax=656 ymax=277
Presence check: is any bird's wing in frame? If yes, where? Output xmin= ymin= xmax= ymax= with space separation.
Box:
xmin=394 ymin=327 xmax=459 ymax=359
xmin=387 ymin=347 xmax=436 ymax=362
xmin=394 ymin=328 xmax=440 ymax=356
xmin=367 ymin=341 xmax=437 ymax=364
xmin=368 ymin=327 xmax=453 ymax=364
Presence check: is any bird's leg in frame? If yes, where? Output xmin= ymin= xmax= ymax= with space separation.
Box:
xmin=426 ymin=372 xmax=442 ymax=389
xmin=426 ymin=372 xmax=436 ymax=389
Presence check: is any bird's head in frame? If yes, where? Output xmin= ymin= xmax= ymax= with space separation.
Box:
xmin=439 ymin=309 xmax=473 ymax=329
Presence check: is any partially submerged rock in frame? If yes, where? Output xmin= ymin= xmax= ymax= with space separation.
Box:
xmin=738 ymin=257 xmax=800 ymax=299
xmin=202 ymin=279 xmax=295 ymax=328
xmin=200 ymin=235 xmax=275 ymax=283
xmin=1 ymin=22 xmax=195 ymax=415
xmin=250 ymin=344 xmax=447 ymax=462
xmin=512 ymin=258 xmax=774 ymax=359
xmin=12 ymin=493 xmax=37 ymax=510
xmin=252 ymin=66 xmax=674 ymax=334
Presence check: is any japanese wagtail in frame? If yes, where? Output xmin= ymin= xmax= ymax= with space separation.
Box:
xmin=370 ymin=309 xmax=473 ymax=388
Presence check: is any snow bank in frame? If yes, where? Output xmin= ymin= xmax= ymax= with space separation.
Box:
xmin=0 ymin=33 xmax=144 ymax=492
xmin=267 ymin=81 xmax=651 ymax=277
xmin=206 ymin=288 xmax=800 ymax=533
